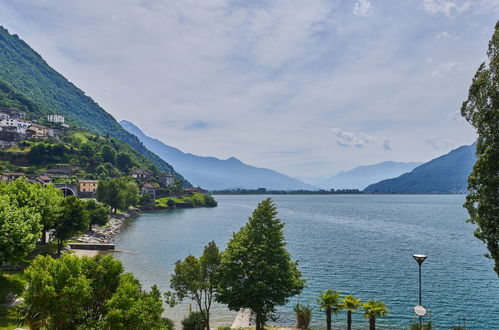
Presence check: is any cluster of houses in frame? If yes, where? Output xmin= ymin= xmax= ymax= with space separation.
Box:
xmin=1 ymin=167 xmax=177 ymax=200
xmin=0 ymin=108 xmax=69 ymax=148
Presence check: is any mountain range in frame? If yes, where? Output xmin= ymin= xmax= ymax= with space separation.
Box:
xmin=308 ymin=161 xmax=423 ymax=190
xmin=0 ymin=26 xmax=188 ymax=184
xmin=120 ymin=120 xmax=316 ymax=190
xmin=364 ymin=143 xmax=476 ymax=194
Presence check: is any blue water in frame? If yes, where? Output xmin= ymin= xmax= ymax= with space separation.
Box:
xmin=113 ymin=195 xmax=499 ymax=329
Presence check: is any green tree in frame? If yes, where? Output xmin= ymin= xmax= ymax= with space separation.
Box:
xmin=85 ymin=199 xmax=110 ymax=230
xmin=341 ymin=295 xmax=363 ymax=330
xmin=24 ymin=255 xmax=93 ymax=329
xmin=0 ymin=179 xmax=63 ymax=243
xmin=104 ymin=273 xmax=165 ymax=329
xmin=294 ymin=303 xmax=312 ymax=329
xmin=96 ymin=177 xmax=139 ymax=213
xmin=54 ymin=196 xmax=90 ymax=253
xmin=116 ymin=152 xmax=134 ymax=171
xmin=363 ymin=299 xmax=388 ymax=330
xmin=0 ymin=196 xmax=41 ymax=267
xmin=216 ymin=199 xmax=305 ymax=330
xmin=167 ymin=241 xmax=221 ymax=330
xmin=317 ymin=289 xmax=342 ymax=330
xmin=23 ymin=254 xmax=125 ymax=329
xmin=101 ymin=145 xmax=117 ymax=164
xmin=461 ymin=21 xmax=499 ymax=276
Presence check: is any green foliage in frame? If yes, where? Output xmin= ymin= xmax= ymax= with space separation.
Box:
xmin=341 ymin=295 xmax=363 ymax=330
xmin=181 ymin=311 xmax=206 ymax=330
xmin=216 ymin=198 xmax=305 ymax=330
xmin=22 ymin=254 xmax=140 ymax=329
xmin=0 ymin=26 xmax=189 ymax=184
xmin=461 ymin=21 xmax=499 ymax=276
xmin=101 ymin=145 xmax=117 ymax=164
xmin=294 ymin=303 xmax=312 ymax=329
xmin=203 ymin=194 xmax=218 ymax=207
xmin=96 ymin=177 xmax=139 ymax=213
xmin=167 ymin=198 xmax=176 ymax=209
xmin=54 ymin=196 xmax=89 ymax=253
xmin=167 ymin=241 xmax=221 ymax=330
xmin=363 ymin=299 xmax=388 ymax=330
xmin=0 ymin=196 xmax=41 ymax=267
xmin=317 ymin=289 xmax=341 ymax=330
xmin=85 ymin=199 xmax=110 ymax=230
xmin=0 ymin=178 xmax=64 ymax=243
xmin=104 ymin=273 xmax=165 ymax=330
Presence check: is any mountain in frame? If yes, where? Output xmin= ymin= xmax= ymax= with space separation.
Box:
xmin=0 ymin=26 xmax=188 ymax=184
xmin=364 ymin=143 xmax=476 ymax=194
xmin=311 ymin=161 xmax=423 ymax=190
xmin=120 ymin=120 xmax=317 ymax=190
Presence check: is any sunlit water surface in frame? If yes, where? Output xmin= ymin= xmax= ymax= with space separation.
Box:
xmin=113 ymin=195 xmax=499 ymax=329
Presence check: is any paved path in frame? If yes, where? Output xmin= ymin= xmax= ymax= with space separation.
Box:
xmin=231 ymin=308 xmax=251 ymax=328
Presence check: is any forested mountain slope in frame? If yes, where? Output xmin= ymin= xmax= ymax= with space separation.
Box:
xmin=0 ymin=26 xmax=188 ymax=185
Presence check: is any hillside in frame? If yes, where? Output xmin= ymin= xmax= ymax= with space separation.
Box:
xmin=311 ymin=161 xmax=422 ymax=190
xmin=0 ymin=26 xmax=188 ymax=185
xmin=364 ymin=143 xmax=476 ymax=194
xmin=120 ymin=120 xmax=317 ymax=190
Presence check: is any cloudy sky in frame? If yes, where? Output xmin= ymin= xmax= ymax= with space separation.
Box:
xmin=0 ymin=0 xmax=496 ymax=179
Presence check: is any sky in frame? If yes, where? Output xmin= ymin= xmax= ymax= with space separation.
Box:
xmin=0 ymin=0 xmax=497 ymax=180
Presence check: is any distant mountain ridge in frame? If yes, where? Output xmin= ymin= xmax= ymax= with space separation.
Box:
xmin=120 ymin=120 xmax=317 ymax=190
xmin=311 ymin=161 xmax=423 ymax=190
xmin=0 ymin=26 xmax=188 ymax=184
xmin=364 ymin=143 xmax=476 ymax=194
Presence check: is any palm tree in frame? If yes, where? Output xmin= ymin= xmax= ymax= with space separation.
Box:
xmin=341 ymin=295 xmax=362 ymax=330
xmin=317 ymin=289 xmax=341 ymax=330
xmin=363 ymin=299 xmax=389 ymax=330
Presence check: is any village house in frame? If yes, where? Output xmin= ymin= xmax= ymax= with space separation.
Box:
xmin=78 ymin=180 xmax=99 ymax=198
xmin=158 ymin=173 xmax=174 ymax=187
xmin=141 ymin=183 xmax=159 ymax=200
xmin=47 ymin=164 xmax=78 ymax=175
xmin=36 ymin=175 xmax=53 ymax=187
xmin=27 ymin=123 xmax=54 ymax=138
xmin=0 ymin=108 xmax=25 ymax=120
xmin=130 ymin=169 xmax=153 ymax=180
xmin=47 ymin=114 xmax=69 ymax=128
xmin=2 ymin=172 xmax=25 ymax=182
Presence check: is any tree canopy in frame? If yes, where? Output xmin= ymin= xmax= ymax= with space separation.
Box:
xmin=461 ymin=21 xmax=499 ymax=276
xmin=216 ymin=198 xmax=305 ymax=330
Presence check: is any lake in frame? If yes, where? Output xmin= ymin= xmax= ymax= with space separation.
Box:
xmin=113 ymin=195 xmax=499 ymax=329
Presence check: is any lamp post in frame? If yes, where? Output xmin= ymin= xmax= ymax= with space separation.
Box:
xmin=412 ymin=254 xmax=427 ymax=330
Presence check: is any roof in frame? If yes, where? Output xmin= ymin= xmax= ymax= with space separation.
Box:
xmin=159 ymin=173 xmax=173 ymax=177
xmin=142 ymin=183 xmax=159 ymax=189
xmin=79 ymin=180 xmax=99 ymax=183
xmin=37 ymin=175 xmax=52 ymax=181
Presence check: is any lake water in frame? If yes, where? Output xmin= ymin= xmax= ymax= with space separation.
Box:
xmin=113 ymin=195 xmax=499 ymax=329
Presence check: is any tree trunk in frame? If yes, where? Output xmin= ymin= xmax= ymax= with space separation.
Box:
xmin=205 ymin=310 xmax=210 ymax=330
xmin=369 ymin=316 xmax=376 ymax=330
xmin=347 ymin=311 xmax=352 ymax=330
xmin=255 ymin=311 xmax=262 ymax=330
xmin=326 ymin=309 xmax=331 ymax=330
xmin=42 ymin=230 xmax=47 ymax=244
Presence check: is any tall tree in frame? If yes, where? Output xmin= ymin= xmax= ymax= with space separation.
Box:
xmin=85 ymin=199 xmax=110 ymax=230
xmin=0 ymin=196 xmax=41 ymax=267
xmin=54 ymin=196 xmax=89 ymax=253
xmin=363 ymin=299 xmax=388 ymax=330
xmin=461 ymin=21 xmax=499 ymax=276
xmin=216 ymin=199 xmax=305 ymax=330
xmin=166 ymin=241 xmax=221 ymax=330
xmin=96 ymin=178 xmax=139 ymax=213
xmin=341 ymin=295 xmax=362 ymax=330
xmin=317 ymin=289 xmax=342 ymax=330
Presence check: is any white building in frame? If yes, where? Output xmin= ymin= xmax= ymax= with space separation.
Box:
xmin=47 ymin=114 xmax=65 ymax=124
xmin=0 ymin=118 xmax=30 ymax=134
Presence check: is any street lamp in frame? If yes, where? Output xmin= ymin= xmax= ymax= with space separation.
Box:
xmin=412 ymin=254 xmax=427 ymax=330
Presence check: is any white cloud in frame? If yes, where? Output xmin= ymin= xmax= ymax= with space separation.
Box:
xmin=435 ymin=31 xmax=451 ymax=39
xmin=425 ymin=137 xmax=455 ymax=150
xmin=423 ymin=0 xmax=472 ymax=16
xmin=331 ymin=128 xmax=391 ymax=151
xmin=431 ymin=61 xmax=464 ymax=77
xmin=353 ymin=0 xmax=373 ymax=16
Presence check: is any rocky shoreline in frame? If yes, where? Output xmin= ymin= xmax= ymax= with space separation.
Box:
xmin=74 ymin=208 xmax=140 ymax=244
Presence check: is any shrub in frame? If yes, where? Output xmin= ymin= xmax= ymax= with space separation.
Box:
xmin=182 ymin=311 xmax=205 ymax=330
xmin=294 ymin=303 xmax=312 ymax=329
xmin=204 ymin=194 xmax=218 ymax=207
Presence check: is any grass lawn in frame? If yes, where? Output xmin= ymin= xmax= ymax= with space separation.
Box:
xmin=156 ymin=192 xmax=207 ymax=207
xmin=0 ymin=269 xmax=25 ymax=330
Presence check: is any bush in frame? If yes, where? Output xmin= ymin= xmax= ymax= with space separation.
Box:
xmin=161 ymin=317 xmax=175 ymax=330
xmin=182 ymin=311 xmax=205 ymax=330
xmin=294 ymin=303 xmax=312 ymax=329
xmin=204 ymin=194 xmax=217 ymax=207
xmin=167 ymin=199 xmax=175 ymax=209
